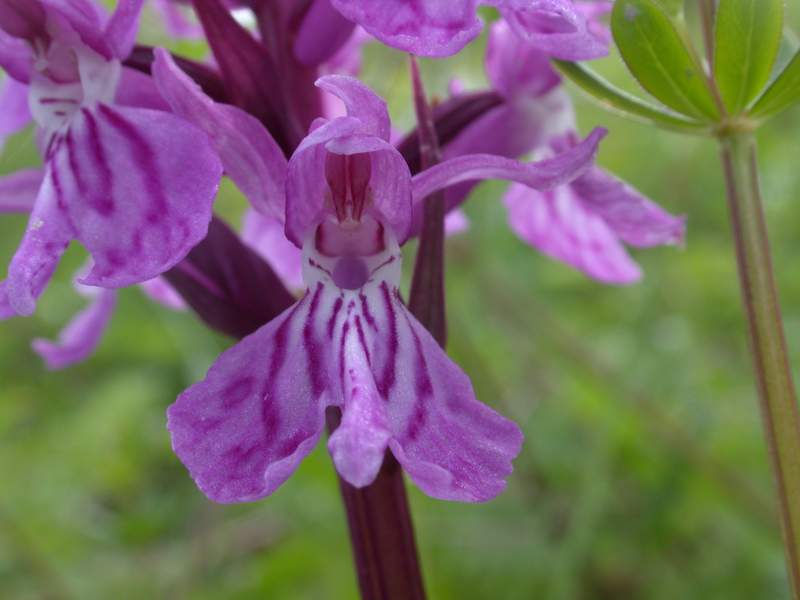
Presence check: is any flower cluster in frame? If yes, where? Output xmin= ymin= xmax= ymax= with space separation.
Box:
xmin=0 ymin=0 xmax=684 ymax=503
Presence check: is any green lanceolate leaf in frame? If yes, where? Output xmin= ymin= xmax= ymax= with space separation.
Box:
xmin=654 ymin=0 xmax=683 ymax=17
xmin=611 ymin=0 xmax=719 ymax=121
xmin=714 ymin=0 xmax=783 ymax=115
xmin=553 ymin=60 xmax=710 ymax=135
xmin=750 ymin=50 xmax=800 ymax=120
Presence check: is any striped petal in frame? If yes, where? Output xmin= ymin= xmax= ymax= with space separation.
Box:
xmin=3 ymin=167 xmax=74 ymax=315
xmin=504 ymin=182 xmax=643 ymax=283
xmin=48 ymin=103 xmax=222 ymax=288
xmin=168 ymin=288 xmax=334 ymax=503
xmin=31 ymin=288 xmax=117 ymax=369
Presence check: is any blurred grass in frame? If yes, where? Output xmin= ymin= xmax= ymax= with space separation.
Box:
xmin=2 ymin=4 xmax=800 ymax=599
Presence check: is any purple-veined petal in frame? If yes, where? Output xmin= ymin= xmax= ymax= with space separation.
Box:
xmin=411 ymin=127 xmax=606 ymax=207
xmin=504 ymin=182 xmax=643 ymax=283
xmin=0 ymin=28 xmax=32 ymax=82
xmin=115 ymin=67 xmax=171 ymax=110
xmin=0 ymin=75 xmax=31 ymax=147
xmin=327 ymin=308 xmax=392 ymax=486
xmin=50 ymin=103 xmax=222 ymax=288
xmin=4 ymin=167 xmax=75 ymax=316
xmin=104 ymin=0 xmax=145 ymax=59
xmin=331 ymin=0 xmax=482 ymax=57
xmin=31 ymin=287 xmax=117 ymax=369
xmin=168 ymin=290 xmax=333 ymax=503
xmin=152 ymin=48 xmax=286 ymax=219
xmin=359 ymin=283 xmax=523 ymax=501
xmin=490 ymin=0 xmax=608 ymax=60
xmin=242 ymin=209 xmax=303 ymax=291
xmin=139 ymin=276 xmax=186 ymax=310
xmin=294 ymin=0 xmax=355 ymax=68
xmin=568 ymin=163 xmax=686 ymax=248
xmin=0 ymin=168 xmax=44 ymax=213
xmin=316 ymin=75 xmax=391 ymax=141
xmin=486 ymin=20 xmax=560 ymax=99
xmin=286 ymin=121 xmax=411 ymax=246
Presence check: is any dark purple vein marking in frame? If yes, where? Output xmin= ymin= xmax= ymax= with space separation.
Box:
xmin=80 ymin=109 xmax=115 ymax=216
xmin=303 ymin=283 xmax=326 ymax=397
xmin=376 ymin=282 xmax=398 ymax=399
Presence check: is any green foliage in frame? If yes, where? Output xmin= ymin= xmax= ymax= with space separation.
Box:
xmin=654 ymin=0 xmax=684 ymax=17
xmin=611 ymin=0 xmax=718 ymax=121
xmin=714 ymin=0 xmax=784 ymax=114
xmin=553 ymin=60 xmax=709 ymax=134
xmin=751 ymin=51 xmax=800 ymax=120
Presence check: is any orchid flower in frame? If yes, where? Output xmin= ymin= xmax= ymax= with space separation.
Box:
xmin=152 ymin=49 xmax=606 ymax=502
xmin=439 ymin=20 xmax=685 ymax=284
xmin=0 ymin=0 xmax=223 ymax=318
xmin=330 ymin=0 xmax=610 ymax=59
xmin=0 ymin=165 xmax=184 ymax=368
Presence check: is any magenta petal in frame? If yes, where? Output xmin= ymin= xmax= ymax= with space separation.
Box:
xmin=492 ymin=0 xmax=608 ymax=60
xmin=380 ymin=292 xmax=523 ymax=502
xmin=31 ymin=288 xmax=117 ymax=369
xmin=0 ymin=29 xmax=32 ymax=82
xmin=4 ymin=169 xmax=75 ymax=315
xmin=0 ymin=281 xmax=13 ymax=319
xmin=0 ymin=168 xmax=44 ymax=213
xmin=39 ymin=0 xmax=111 ymax=59
xmin=138 ymin=276 xmax=186 ymax=310
xmin=412 ymin=127 xmax=606 ymax=206
xmin=152 ymin=48 xmax=287 ymax=219
xmin=485 ymin=20 xmax=560 ymax=99
xmin=294 ymin=0 xmax=356 ymax=67
xmin=241 ymin=209 xmax=303 ymax=291
xmin=286 ymin=120 xmax=411 ymax=246
xmin=568 ymin=164 xmax=686 ymax=248
xmin=104 ymin=0 xmax=145 ymax=59
xmin=316 ymin=75 xmax=391 ymax=141
xmin=151 ymin=0 xmax=201 ymax=38
xmin=327 ymin=318 xmax=391 ymax=487
xmin=504 ymin=182 xmax=643 ymax=284
xmin=115 ymin=67 xmax=171 ymax=111
xmin=168 ymin=292 xmax=332 ymax=503
xmin=52 ymin=104 xmax=222 ymax=288
xmin=0 ymin=75 xmax=31 ymax=147
xmin=331 ymin=0 xmax=482 ymax=57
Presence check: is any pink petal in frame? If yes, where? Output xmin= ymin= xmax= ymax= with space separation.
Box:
xmin=294 ymin=0 xmax=356 ymax=67
xmin=444 ymin=208 xmax=470 ymax=236
xmin=139 ymin=276 xmax=186 ymax=310
xmin=104 ymin=0 xmax=145 ymax=59
xmin=371 ymin=285 xmax=523 ymax=501
xmin=168 ymin=290 xmax=333 ymax=503
xmin=485 ymin=20 xmax=560 ymax=99
xmin=504 ymin=182 xmax=642 ymax=284
xmin=31 ymin=288 xmax=117 ymax=369
xmin=0 ymin=75 xmax=31 ymax=147
xmin=3 ymin=168 xmax=75 ymax=315
xmin=115 ymin=67 xmax=171 ymax=111
xmin=286 ymin=120 xmax=411 ymax=246
xmin=39 ymin=0 xmax=112 ymax=59
xmin=569 ymin=164 xmax=686 ymax=248
xmin=412 ymin=127 xmax=606 ymax=208
xmin=0 ymin=29 xmax=32 ymax=82
xmin=152 ymin=48 xmax=287 ymax=219
xmin=241 ymin=209 xmax=304 ymax=291
xmin=50 ymin=104 xmax=222 ymax=288
xmin=0 ymin=168 xmax=44 ymax=213
xmin=316 ymin=75 xmax=391 ymax=141
xmin=331 ymin=0 xmax=482 ymax=57
xmin=151 ymin=0 xmax=202 ymax=39
xmin=491 ymin=0 xmax=608 ymax=60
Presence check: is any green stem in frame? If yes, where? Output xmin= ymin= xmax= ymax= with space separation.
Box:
xmin=719 ymin=131 xmax=800 ymax=597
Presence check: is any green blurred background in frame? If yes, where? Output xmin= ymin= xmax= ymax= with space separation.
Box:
xmin=2 ymin=3 xmax=800 ymax=599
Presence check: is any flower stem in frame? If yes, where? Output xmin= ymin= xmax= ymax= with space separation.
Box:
xmin=326 ymin=409 xmax=426 ymax=600
xmin=719 ymin=131 xmax=800 ymax=595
